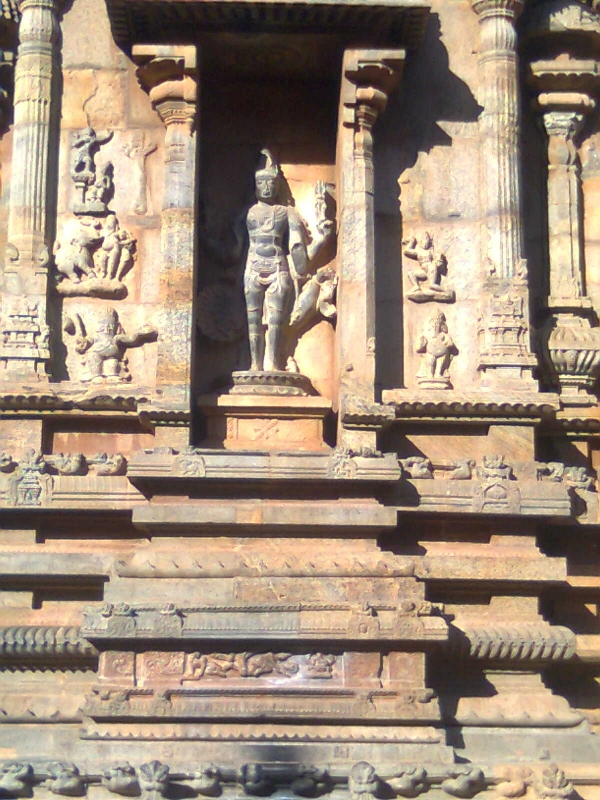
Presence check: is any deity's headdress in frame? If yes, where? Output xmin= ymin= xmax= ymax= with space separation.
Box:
xmin=255 ymin=148 xmax=280 ymax=180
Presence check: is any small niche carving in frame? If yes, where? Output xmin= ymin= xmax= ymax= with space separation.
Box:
xmin=416 ymin=310 xmax=457 ymax=390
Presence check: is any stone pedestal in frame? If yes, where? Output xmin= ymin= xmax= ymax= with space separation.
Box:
xmin=198 ymin=393 xmax=332 ymax=451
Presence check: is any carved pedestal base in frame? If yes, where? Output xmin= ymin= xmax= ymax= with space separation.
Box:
xmin=198 ymin=393 xmax=332 ymax=451
xmin=545 ymin=314 xmax=600 ymax=405
xmin=231 ymin=370 xmax=315 ymax=397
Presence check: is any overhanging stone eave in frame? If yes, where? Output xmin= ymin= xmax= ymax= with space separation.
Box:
xmin=105 ymin=0 xmax=431 ymax=50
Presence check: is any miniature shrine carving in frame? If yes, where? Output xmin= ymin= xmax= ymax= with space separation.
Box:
xmin=416 ymin=311 xmax=457 ymax=389
xmin=403 ymin=233 xmax=455 ymax=303
xmin=63 ymin=308 xmax=157 ymax=383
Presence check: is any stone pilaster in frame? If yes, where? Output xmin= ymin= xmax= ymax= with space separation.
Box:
xmin=531 ymin=77 xmax=600 ymax=402
xmin=133 ymin=45 xmax=197 ymax=412
xmin=0 ymin=0 xmax=59 ymax=382
xmin=472 ymin=0 xmax=537 ymax=390
xmin=337 ymin=49 xmax=404 ymax=451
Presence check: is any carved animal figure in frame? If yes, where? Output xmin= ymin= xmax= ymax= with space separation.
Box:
xmin=55 ymin=220 xmax=103 ymax=283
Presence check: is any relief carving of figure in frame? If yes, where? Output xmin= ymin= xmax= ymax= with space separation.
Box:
xmin=70 ymin=127 xmax=114 ymax=215
xmin=403 ymin=233 xmax=455 ymax=304
xmin=241 ymin=150 xmax=334 ymax=372
xmin=55 ymin=215 xmax=136 ymax=299
xmin=416 ymin=311 xmax=457 ymax=389
xmin=63 ymin=308 xmax=157 ymax=384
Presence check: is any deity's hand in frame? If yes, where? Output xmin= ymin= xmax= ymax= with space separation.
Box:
xmin=316 ymin=218 xmax=335 ymax=239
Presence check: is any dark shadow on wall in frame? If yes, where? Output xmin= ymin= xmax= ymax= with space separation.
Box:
xmin=373 ymin=13 xmax=483 ymax=394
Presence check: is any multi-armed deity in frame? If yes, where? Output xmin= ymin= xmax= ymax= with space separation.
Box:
xmin=226 ymin=150 xmax=335 ymax=394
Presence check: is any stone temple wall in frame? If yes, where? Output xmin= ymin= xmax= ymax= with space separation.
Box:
xmin=1 ymin=0 xmax=600 ymax=798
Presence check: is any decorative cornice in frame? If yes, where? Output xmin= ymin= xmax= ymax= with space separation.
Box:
xmin=0 ymin=626 xmax=97 ymax=659
xmin=381 ymin=391 xmax=559 ymax=421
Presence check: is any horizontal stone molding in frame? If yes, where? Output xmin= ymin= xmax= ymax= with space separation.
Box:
xmin=0 ymin=625 xmax=97 ymax=659
xmin=449 ymin=623 xmax=576 ymax=661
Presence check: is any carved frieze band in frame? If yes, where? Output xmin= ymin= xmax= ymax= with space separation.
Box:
xmin=0 ymin=626 xmax=97 ymax=659
xmin=0 ymin=760 xmax=576 ymax=800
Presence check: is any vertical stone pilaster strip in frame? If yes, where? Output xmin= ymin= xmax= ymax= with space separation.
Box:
xmin=0 ymin=0 xmax=59 ymax=382
xmin=133 ymin=46 xmax=197 ymax=412
xmin=473 ymin=0 xmax=524 ymax=280
xmin=472 ymin=0 xmax=537 ymax=391
xmin=337 ymin=49 xmax=404 ymax=449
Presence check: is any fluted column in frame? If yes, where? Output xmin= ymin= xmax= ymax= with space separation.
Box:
xmin=337 ymin=49 xmax=404 ymax=450
xmin=0 ymin=0 xmax=59 ymax=382
xmin=133 ymin=46 xmax=197 ymax=412
xmin=472 ymin=0 xmax=537 ymax=391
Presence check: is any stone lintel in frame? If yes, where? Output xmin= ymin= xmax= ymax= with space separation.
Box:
xmin=132 ymin=499 xmax=397 ymax=531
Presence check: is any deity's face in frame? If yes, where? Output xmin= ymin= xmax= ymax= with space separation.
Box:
xmin=255 ymin=172 xmax=279 ymax=203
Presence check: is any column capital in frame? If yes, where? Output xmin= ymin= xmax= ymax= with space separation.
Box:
xmin=471 ymin=0 xmax=523 ymax=22
xmin=133 ymin=45 xmax=197 ymax=131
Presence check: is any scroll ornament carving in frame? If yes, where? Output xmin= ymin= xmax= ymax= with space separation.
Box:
xmin=403 ymin=233 xmax=455 ymax=304
xmin=54 ymin=214 xmax=136 ymax=299
xmin=63 ymin=308 xmax=157 ymax=383
xmin=399 ymin=456 xmax=433 ymax=479
xmin=416 ymin=311 xmax=457 ymax=389
xmin=139 ymin=762 xmax=169 ymax=800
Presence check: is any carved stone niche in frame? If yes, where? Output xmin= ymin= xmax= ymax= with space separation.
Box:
xmin=107 ymin=0 xmax=428 ymax=453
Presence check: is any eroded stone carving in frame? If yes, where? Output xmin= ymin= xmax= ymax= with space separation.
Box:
xmin=121 ymin=132 xmax=157 ymax=216
xmin=473 ymin=455 xmax=519 ymax=514
xmin=102 ymin=765 xmax=139 ymax=797
xmin=416 ymin=311 xmax=456 ymax=389
xmin=348 ymin=763 xmax=379 ymax=800
xmin=5 ymin=450 xmax=52 ymax=507
xmin=138 ymin=762 xmax=169 ymax=800
xmin=0 ymin=763 xmax=35 ymax=798
xmin=64 ymin=308 xmax=157 ymax=383
xmin=184 ymin=652 xmax=299 ymax=680
xmin=441 ymin=768 xmax=485 ymax=799
xmin=70 ymin=127 xmax=114 ymax=215
xmin=55 ymin=215 xmax=136 ymax=299
xmin=403 ymin=233 xmax=455 ymax=304
xmin=534 ymin=765 xmax=574 ymax=800
xmin=45 ymin=764 xmax=84 ymax=797
xmin=290 ymin=767 xmax=330 ymax=798
xmin=240 ymin=765 xmax=272 ymax=797
xmin=189 ymin=766 xmax=221 ymax=798
xmin=388 ymin=767 xmax=427 ymax=798
xmin=306 ymin=653 xmax=336 ymax=679
xmin=0 ymin=297 xmax=50 ymax=378
xmin=399 ymin=456 xmax=433 ymax=479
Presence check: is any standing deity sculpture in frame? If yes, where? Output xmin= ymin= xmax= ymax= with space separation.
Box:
xmin=416 ymin=310 xmax=457 ymax=389
xmin=403 ymin=233 xmax=455 ymax=303
xmin=241 ymin=149 xmax=334 ymax=375
xmin=70 ymin=127 xmax=114 ymax=215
